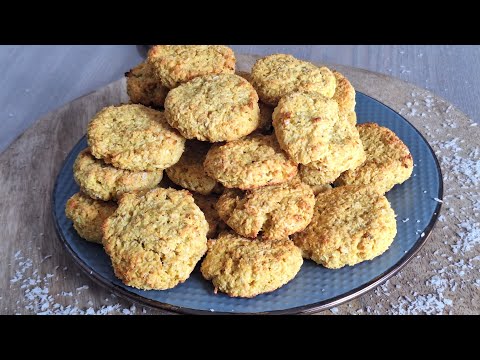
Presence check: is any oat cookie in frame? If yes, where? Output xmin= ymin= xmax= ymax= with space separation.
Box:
xmin=347 ymin=111 xmax=357 ymax=126
xmin=200 ymin=232 xmax=303 ymax=297
xmin=292 ymin=185 xmax=397 ymax=269
xmin=87 ymin=104 xmax=185 ymax=171
xmin=332 ymin=71 xmax=356 ymax=121
xmin=103 ymin=188 xmax=208 ymax=290
xmin=65 ymin=192 xmax=117 ymax=244
xmin=165 ymin=140 xmax=221 ymax=195
xmin=204 ymin=134 xmax=298 ymax=190
xmin=147 ymin=45 xmax=235 ymax=89
xmin=334 ymin=122 xmax=414 ymax=194
xmin=216 ymin=178 xmax=314 ymax=240
xmin=73 ymin=148 xmax=163 ymax=201
xmin=125 ymin=62 xmax=169 ymax=108
xmin=164 ymin=74 xmax=260 ymax=142
xmin=251 ymin=54 xmax=336 ymax=105
xmin=299 ymin=119 xmax=366 ymax=185
xmin=193 ymin=193 xmax=227 ymax=239
xmin=236 ymin=71 xmax=273 ymax=133
xmin=273 ymin=91 xmax=340 ymax=164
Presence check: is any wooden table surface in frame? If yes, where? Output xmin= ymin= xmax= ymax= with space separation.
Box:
xmin=1 ymin=53 xmax=479 ymax=315
xmin=1 ymin=45 xmax=479 ymax=154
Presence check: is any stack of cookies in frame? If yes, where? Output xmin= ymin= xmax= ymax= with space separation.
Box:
xmin=66 ymin=45 xmax=413 ymax=298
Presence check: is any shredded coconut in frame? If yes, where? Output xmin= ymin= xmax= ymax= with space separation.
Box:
xmin=9 ymin=251 xmax=140 ymax=315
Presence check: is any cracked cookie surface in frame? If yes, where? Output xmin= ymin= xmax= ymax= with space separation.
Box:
xmin=65 ymin=192 xmax=117 ymax=244
xmin=273 ymin=91 xmax=340 ymax=164
xmin=103 ymin=188 xmax=208 ymax=290
xmin=200 ymin=232 xmax=303 ymax=297
xmin=334 ymin=122 xmax=413 ymax=194
xmin=216 ymin=178 xmax=314 ymax=240
xmin=164 ymin=74 xmax=260 ymax=142
xmin=73 ymin=148 xmax=163 ymax=201
xmin=292 ymin=185 xmax=397 ymax=269
xmin=87 ymin=104 xmax=185 ymax=171
xmin=166 ymin=140 xmax=221 ymax=195
xmin=251 ymin=54 xmax=336 ymax=105
xmin=204 ymin=134 xmax=297 ymax=189
xmin=147 ymin=45 xmax=235 ymax=89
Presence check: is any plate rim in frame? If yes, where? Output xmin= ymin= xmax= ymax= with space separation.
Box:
xmin=51 ymin=92 xmax=444 ymax=315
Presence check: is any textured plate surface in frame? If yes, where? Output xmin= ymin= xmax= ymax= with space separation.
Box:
xmin=52 ymin=92 xmax=443 ymax=314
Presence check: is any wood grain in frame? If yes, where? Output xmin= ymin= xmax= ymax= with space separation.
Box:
xmin=1 ymin=54 xmax=478 ymax=315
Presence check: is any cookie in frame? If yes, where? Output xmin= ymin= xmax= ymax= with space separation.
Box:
xmin=204 ymin=134 xmax=298 ymax=190
xmin=251 ymin=54 xmax=336 ymax=105
xmin=73 ymin=148 xmax=163 ymax=201
xmin=235 ymin=70 xmax=273 ymax=133
xmin=87 ymin=104 xmax=185 ymax=171
xmin=347 ymin=111 xmax=357 ymax=126
xmin=292 ymin=185 xmax=397 ymax=269
xmin=334 ymin=122 xmax=414 ymax=194
xmin=200 ymin=232 xmax=303 ymax=298
xmin=165 ymin=140 xmax=221 ymax=195
xmin=103 ymin=188 xmax=208 ymax=290
xmin=125 ymin=62 xmax=169 ymax=108
xmin=299 ymin=119 xmax=366 ymax=185
xmin=164 ymin=74 xmax=260 ymax=142
xmin=147 ymin=45 xmax=235 ymax=89
xmin=193 ymin=193 xmax=227 ymax=239
xmin=272 ymin=91 xmax=340 ymax=164
xmin=332 ymin=71 xmax=356 ymax=121
xmin=216 ymin=177 xmax=315 ymax=240
xmin=65 ymin=192 xmax=117 ymax=244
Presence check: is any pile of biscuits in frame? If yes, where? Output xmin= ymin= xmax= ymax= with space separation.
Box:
xmin=65 ymin=45 xmax=414 ymax=298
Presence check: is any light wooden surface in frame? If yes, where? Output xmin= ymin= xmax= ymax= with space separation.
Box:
xmin=1 ymin=45 xmax=479 ymax=154
xmin=1 ymin=54 xmax=478 ymax=315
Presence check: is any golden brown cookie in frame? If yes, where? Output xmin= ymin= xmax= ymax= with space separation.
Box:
xmin=147 ymin=45 xmax=236 ymax=89
xmin=334 ymin=122 xmax=414 ymax=194
xmin=125 ymin=62 xmax=169 ymax=108
xmin=200 ymin=232 xmax=303 ymax=298
xmin=272 ymin=91 xmax=340 ymax=164
xmin=216 ymin=178 xmax=315 ymax=240
xmin=299 ymin=119 xmax=365 ymax=185
xmin=164 ymin=74 xmax=260 ymax=142
xmin=165 ymin=140 xmax=221 ymax=195
xmin=73 ymin=148 xmax=163 ymax=201
xmin=332 ymin=71 xmax=356 ymax=121
xmin=235 ymin=70 xmax=273 ymax=133
xmin=65 ymin=192 xmax=117 ymax=244
xmin=103 ymin=188 xmax=208 ymax=290
xmin=347 ymin=111 xmax=357 ymax=126
xmin=87 ymin=104 xmax=185 ymax=172
xmin=204 ymin=134 xmax=298 ymax=190
xmin=292 ymin=185 xmax=397 ymax=269
xmin=192 ymin=193 xmax=227 ymax=239
xmin=251 ymin=54 xmax=336 ymax=105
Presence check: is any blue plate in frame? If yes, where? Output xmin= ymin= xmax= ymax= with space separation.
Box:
xmin=52 ymin=92 xmax=443 ymax=314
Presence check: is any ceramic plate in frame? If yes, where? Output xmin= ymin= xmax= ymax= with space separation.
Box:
xmin=52 ymin=92 xmax=443 ymax=314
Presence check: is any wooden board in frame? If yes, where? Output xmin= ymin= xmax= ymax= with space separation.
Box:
xmin=1 ymin=54 xmax=478 ymax=315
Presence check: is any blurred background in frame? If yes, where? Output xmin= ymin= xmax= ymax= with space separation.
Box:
xmin=1 ymin=45 xmax=478 ymax=153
